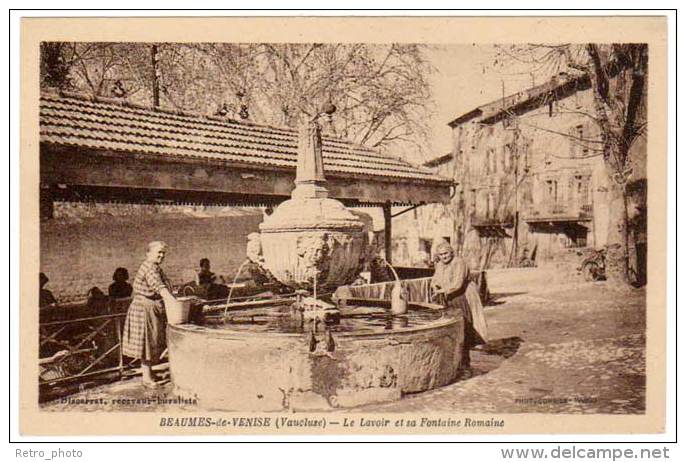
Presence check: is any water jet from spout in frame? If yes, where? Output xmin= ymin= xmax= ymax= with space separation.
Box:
xmin=223 ymin=258 xmax=251 ymax=320
xmin=380 ymin=258 xmax=408 ymax=315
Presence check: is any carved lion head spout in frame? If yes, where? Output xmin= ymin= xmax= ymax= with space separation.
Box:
xmin=296 ymin=233 xmax=331 ymax=285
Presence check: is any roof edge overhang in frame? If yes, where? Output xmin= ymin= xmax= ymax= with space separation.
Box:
xmin=40 ymin=143 xmax=453 ymax=206
xmin=424 ymin=152 xmax=454 ymax=168
xmin=447 ymin=72 xmax=596 ymax=128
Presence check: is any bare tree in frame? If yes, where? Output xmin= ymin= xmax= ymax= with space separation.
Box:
xmin=45 ymin=42 xmax=155 ymax=99
xmin=494 ymin=43 xmax=648 ymax=285
xmin=41 ymin=42 xmax=435 ymax=160
xmin=195 ymin=43 xmax=435 ymax=154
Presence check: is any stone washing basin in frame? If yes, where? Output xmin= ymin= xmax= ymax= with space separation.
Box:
xmin=167 ymin=300 xmax=464 ymax=411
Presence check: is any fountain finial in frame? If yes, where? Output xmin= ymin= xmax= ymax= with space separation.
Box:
xmin=292 ymin=114 xmax=330 ymax=200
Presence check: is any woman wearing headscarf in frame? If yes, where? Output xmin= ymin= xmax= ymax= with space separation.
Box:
xmin=122 ymin=241 xmax=177 ymax=388
xmin=430 ymin=240 xmax=487 ymax=378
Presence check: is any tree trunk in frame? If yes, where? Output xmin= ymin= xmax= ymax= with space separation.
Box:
xmin=604 ymin=178 xmax=630 ymax=285
xmin=151 ymin=44 xmax=160 ymax=108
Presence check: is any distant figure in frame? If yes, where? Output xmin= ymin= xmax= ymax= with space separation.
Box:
xmin=108 ymin=267 xmax=133 ymax=298
xmin=193 ymin=258 xmax=228 ymax=299
xmin=369 ymin=254 xmax=393 ymax=283
xmin=87 ymin=286 xmax=109 ymax=313
xmin=196 ymin=258 xmax=217 ymax=286
xmin=39 ymin=272 xmax=57 ymax=308
xmin=351 ymin=275 xmax=368 ymax=286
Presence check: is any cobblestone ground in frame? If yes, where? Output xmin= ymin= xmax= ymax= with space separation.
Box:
xmin=357 ymin=334 xmax=645 ymax=414
xmin=42 ymin=270 xmax=646 ymax=414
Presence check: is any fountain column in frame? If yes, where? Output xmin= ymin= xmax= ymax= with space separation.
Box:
xmin=292 ymin=120 xmax=328 ymax=200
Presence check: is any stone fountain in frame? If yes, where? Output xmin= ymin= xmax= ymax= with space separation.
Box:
xmin=167 ymin=110 xmax=464 ymax=411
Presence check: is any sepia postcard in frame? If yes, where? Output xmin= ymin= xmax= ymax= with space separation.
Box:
xmin=19 ymin=15 xmax=668 ymax=436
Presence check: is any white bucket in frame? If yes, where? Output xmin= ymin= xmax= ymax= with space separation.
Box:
xmin=167 ymin=296 xmax=195 ymax=325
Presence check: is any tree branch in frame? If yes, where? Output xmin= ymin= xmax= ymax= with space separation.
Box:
xmin=586 ymin=44 xmax=610 ymax=101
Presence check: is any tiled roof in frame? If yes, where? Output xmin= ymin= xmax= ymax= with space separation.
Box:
xmin=40 ymin=92 xmax=450 ymax=185
xmin=448 ymin=73 xmax=590 ymax=127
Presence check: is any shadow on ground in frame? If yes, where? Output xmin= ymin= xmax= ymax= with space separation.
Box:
xmin=486 ymin=292 xmax=528 ymax=306
xmin=476 ymin=336 xmax=524 ymax=358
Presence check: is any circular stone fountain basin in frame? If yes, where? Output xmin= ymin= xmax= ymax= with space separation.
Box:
xmin=167 ymin=300 xmax=464 ymax=411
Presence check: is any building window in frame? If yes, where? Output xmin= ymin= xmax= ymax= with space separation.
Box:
xmin=503 ymin=144 xmax=510 ymax=172
xmin=565 ymin=234 xmax=588 ymax=248
xmin=564 ymin=224 xmax=588 ymax=248
xmin=419 ymin=238 xmax=432 ymax=256
xmin=521 ymin=180 xmax=533 ymax=205
xmin=581 ymin=136 xmax=589 ymax=156
xmin=571 ymin=124 xmax=590 ymax=158
xmin=545 ymin=179 xmax=559 ymax=204
xmin=569 ymin=125 xmax=582 ymax=158
xmin=486 ymin=148 xmax=496 ymax=174
xmin=575 ymin=175 xmax=590 ymax=205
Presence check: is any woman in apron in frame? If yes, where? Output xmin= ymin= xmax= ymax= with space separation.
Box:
xmin=122 ymin=241 xmax=177 ymax=388
xmin=431 ymin=241 xmax=487 ymax=378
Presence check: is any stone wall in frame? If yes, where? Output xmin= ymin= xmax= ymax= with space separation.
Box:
xmin=40 ymin=211 xmax=263 ymax=302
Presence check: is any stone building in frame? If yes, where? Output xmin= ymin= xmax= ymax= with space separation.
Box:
xmin=395 ymin=72 xmax=647 ymax=273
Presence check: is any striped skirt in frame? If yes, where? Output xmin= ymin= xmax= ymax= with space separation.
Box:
xmin=122 ymin=295 xmax=167 ymax=362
